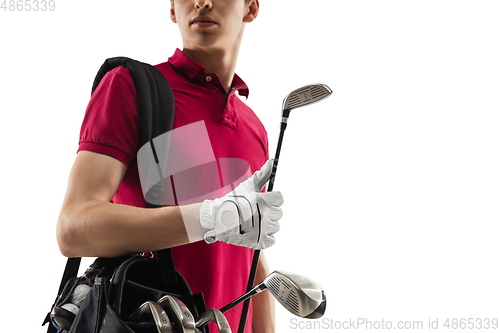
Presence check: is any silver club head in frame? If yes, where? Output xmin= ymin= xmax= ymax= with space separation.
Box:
xmin=195 ymin=308 xmax=232 ymax=333
xmin=282 ymin=84 xmax=332 ymax=115
xmin=128 ymin=301 xmax=173 ymax=333
xmin=263 ymin=270 xmax=326 ymax=319
xmin=158 ymin=295 xmax=195 ymax=333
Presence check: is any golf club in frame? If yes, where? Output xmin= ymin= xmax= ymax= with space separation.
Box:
xmin=238 ymin=84 xmax=332 ymax=333
xmin=223 ymin=270 xmax=326 ymax=319
xmin=195 ymin=308 xmax=232 ymax=333
xmin=128 ymin=301 xmax=173 ymax=333
xmin=271 ymin=83 xmax=333 ymax=190
xmin=158 ymin=295 xmax=196 ymax=333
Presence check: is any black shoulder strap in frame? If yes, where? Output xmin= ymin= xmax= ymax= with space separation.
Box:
xmin=42 ymin=257 xmax=82 ymax=333
xmin=91 ymin=57 xmax=175 ymax=149
xmin=92 ymin=57 xmax=177 ymax=284
xmin=44 ymin=57 xmax=176 ymax=332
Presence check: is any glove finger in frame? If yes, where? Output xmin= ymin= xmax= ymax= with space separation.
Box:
xmin=265 ymin=220 xmax=280 ymax=235
xmin=260 ymin=234 xmax=276 ymax=250
xmin=203 ymin=230 xmax=218 ymax=244
xmin=252 ymin=159 xmax=274 ymax=192
xmin=258 ymin=191 xmax=284 ymax=207
xmin=267 ymin=206 xmax=283 ymax=221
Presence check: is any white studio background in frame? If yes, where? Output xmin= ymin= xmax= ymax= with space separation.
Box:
xmin=1 ymin=1 xmax=499 ymax=332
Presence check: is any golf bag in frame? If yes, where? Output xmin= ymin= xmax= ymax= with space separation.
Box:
xmin=42 ymin=57 xmax=208 ymax=333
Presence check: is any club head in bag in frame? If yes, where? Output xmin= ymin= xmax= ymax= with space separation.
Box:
xmin=263 ymin=270 xmax=326 ymax=319
xmin=196 ymin=308 xmax=232 ymax=333
xmin=282 ymin=84 xmax=332 ymax=117
xmin=158 ymin=295 xmax=195 ymax=333
xmin=128 ymin=301 xmax=173 ymax=333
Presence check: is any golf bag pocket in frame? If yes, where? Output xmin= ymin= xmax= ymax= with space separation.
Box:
xmin=49 ymin=276 xmax=85 ymax=331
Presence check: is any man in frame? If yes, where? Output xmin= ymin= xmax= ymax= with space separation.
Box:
xmin=56 ymin=0 xmax=282 ymax=332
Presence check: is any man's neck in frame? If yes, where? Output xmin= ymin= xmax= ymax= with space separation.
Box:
xmin=182 ymin=46 xmax=240 ymax=94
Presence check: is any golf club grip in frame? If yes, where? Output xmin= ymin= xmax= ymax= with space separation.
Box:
xmin=238 ymin=127 xmax=286 ymax=333
xmin=267 ymin=129 xmax=285 ymax=192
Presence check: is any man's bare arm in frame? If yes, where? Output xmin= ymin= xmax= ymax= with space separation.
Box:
xmin=56 ymin=150 xmax=199 ymax=258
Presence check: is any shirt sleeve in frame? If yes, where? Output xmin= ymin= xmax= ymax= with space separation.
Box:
xmin=78 ymin=66 xmax=140 ymax=166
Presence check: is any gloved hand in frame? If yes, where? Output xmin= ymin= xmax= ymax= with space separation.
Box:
xmin=199 ymin=159 xmax=284 ymax=250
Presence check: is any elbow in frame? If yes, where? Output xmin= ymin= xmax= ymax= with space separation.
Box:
xmin=56 ymin=209 xmax=79 ymax=258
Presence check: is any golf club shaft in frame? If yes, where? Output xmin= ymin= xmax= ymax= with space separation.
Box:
xmin=237 ymin=84 xmax=331 ymax=331
xmin=268 ymin=121 xmax=286 ymax=192
xmin=238 ymin=121 xmax=287 ymax=333
xmin=220 ymin=283 xmax=265 ymax=313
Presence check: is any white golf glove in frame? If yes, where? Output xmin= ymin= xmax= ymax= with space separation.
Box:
xmin=199 ymin=159 xmax=284 ymax=250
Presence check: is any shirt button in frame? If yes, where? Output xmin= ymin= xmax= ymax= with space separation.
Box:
xmin=206 ymin=76 xmax=212 ymax=82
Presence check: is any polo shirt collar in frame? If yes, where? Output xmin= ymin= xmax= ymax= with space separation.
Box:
xmin=168 ymin=48 xmax=249 ymax=98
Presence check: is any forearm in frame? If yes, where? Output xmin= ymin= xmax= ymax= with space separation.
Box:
xmin=56 ymin=151 xmax=282 ymax=258
xmin=252 ymin=254 xmax=275 ymax=333
xmin=57 ymin=200 xmax=201 ymax=258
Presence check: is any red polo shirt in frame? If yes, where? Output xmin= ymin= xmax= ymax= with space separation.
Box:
xmin=78 ymin=49 xmax=268 ymax=332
